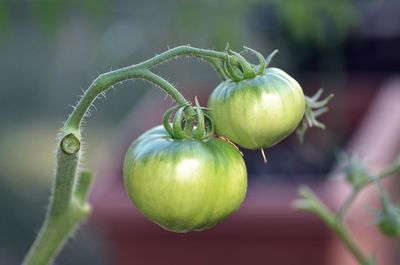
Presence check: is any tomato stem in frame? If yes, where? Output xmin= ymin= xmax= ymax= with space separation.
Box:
xmin=293 ymin=186 xmax=375 ymax=265
xmin=243 ymin=46 xmax=267 ymax=75
xmin=294 ymin=154 xmax=400 ymax=265
xmin=207 ymin=57 xmax=229 ymax=80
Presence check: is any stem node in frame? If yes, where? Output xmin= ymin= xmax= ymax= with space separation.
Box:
xmin=60 ymin=133 xmax=80 ymax=155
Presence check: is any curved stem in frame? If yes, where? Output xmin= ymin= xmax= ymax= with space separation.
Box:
xmin=63 ymin=69 xmax=189 ymax=133
xmin=337 ymin=189 xmax=358 ymax=220
xmin=136 ymin=45 xmax=227 ymax=69
xmin=63 ymin=45 xmax=231 ymax=134
xmin=206 ymin=57 xmax=228 ymax=80
xmin=337 ymin=155 xmax=400 ymax=220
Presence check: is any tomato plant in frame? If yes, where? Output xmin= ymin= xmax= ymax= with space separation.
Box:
xmin=208 ymin=66 xmax=305 ymax=149
xmin=24 ymin=45 xmax=339 ymax=265
xmin=123 ymin=125 xmax=247 ymax=232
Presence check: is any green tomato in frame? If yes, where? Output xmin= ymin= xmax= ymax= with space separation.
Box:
xmin=377 ymin=206 xmax=400 ymax=237
xmin=123 ymin=125 xmax=247 ymax=233
xmin=208 ymin=67 xmax=305 ymax=149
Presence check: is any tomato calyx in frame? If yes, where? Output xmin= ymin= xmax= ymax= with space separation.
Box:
xmin=296 ymin=88 xmax=334 ymax=143
xmin=376 ymin=204 xmax=400 ymax=237
xmin=222 ymin=45 xmax=278 ymax=82
xmin=342 ymin=154 xmax=370 ymax=190
xmin=373 ymin=178 xmax=400 ymax=237
xmin=163 ymin=98 xmax=214 ymax=140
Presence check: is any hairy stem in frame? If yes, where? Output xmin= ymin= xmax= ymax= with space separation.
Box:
xmin=207 ymin=57 xmax=228 ymax=80
xmin=63 ymin=46 xmax=230 ymax=133
xmin=294 ymin=154 xmax=400 ymax=265
xmin=63 ymin=69 xmax=188 ymax=133
xmin=337 ymin=155 xmax=400 ymax=221
xmin=22 ymin=148 xmax=92 ymax=265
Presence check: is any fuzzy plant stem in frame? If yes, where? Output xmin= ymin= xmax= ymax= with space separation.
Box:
xmin=293 ymin=155 xmax=400 ymax=265
xmin=293 ymin=187 xmax=375 ymax=265
xmin=22 ymin=45 xmax=234 ymax=265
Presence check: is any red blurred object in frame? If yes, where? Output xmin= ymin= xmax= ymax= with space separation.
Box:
xmin=90 ymin=77 xmax=400 ymax=265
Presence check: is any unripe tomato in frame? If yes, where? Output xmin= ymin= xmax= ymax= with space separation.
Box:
xmin=208 ymin=67 xmax=305 ymax=149
xmin=377 ymin=206 xmax=400 ymax=237
xmin=123 ymin=125 xmax=247 ymax=233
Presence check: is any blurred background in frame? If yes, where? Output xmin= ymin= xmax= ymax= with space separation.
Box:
xmin=1 ymin=0 xmax=400 ymax=264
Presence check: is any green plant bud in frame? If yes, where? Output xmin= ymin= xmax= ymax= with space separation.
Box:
xmin=345 ymin=156 xmax=369 ymax=190
xmin=376 ymin=205 xmax=400 ymax=237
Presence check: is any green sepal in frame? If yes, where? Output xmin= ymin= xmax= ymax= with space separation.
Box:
xmin=193 ymin=97 xmax=206 ymax=140
xmin=341 ymin=154 xmax=370 ymax=190
xmin=265 ymin=49 xmax=279 ymax=68
xmin=243 ymin=46 xmax=267 ymax=75
xmin=202 ymin=113 xmax=214 ymax=139
xmin=223 ymin=55 xmax=243 ymax=82
xmin=296 ymin=88 xmax=334 ymax=143
xmin=172 ymin=106 xmax=188 ymax=139
xmin=163 ymin=105 xmax=184 ymax=138
xmin=227 ymin=50 xmax=256 ymax=79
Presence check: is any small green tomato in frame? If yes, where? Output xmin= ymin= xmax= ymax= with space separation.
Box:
xmin=208 ymin=67 xmax=305 ymax=149
xmin=376 ymin=205 xmax=400 ymax=237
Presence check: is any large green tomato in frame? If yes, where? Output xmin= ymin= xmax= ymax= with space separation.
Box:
xmin=208 ymin=67 xmax=305 ymax=150
xmin=123 ymin=125 xmax=247 ymax=233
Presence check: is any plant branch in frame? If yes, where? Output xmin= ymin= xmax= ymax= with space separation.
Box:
xmin=22 ymin=147 xmax=91 ymax=265
xmin=206 ymin=57 xmax=228 ymax=80
xmin=370 ymin=155 xmax=400 ymax=184
xmin=294 ymin=154 xmax=400 ymax=265
xmin=293 ymin=186 xmax=375 ymax=265
xmin=63 ymin=46 xmax=234 ymax=134
xmin=337 ymin=154 xmax=400 ymax=220
xmin=337 ymin=188 xmax=359 ymax=220
xmin=136 ymin=45 xmax=227 ymax=69
xmin=63 ymin=69 xmax=189 ymax=133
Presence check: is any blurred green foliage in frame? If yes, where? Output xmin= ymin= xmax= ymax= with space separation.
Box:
xmin=0 ymin=0 xmax=359 ymax=46
xmin=273 ymin=0 xmax=359 ymax=45
xmin=0 ymin=0 xmax=109 ymax=33
xmin=171 ymin=0 xmax=263 ymax=48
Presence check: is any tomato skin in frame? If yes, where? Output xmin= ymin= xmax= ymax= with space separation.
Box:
xmin=378 ymin=218 xmax=400 ymax=237
xmin=208 ymin=67 xmax=305 ymax=149
xmin=377 ymin=207 xmax=400 ymax=237
xmin=123 ymin=126 xmax=247 ymax=233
